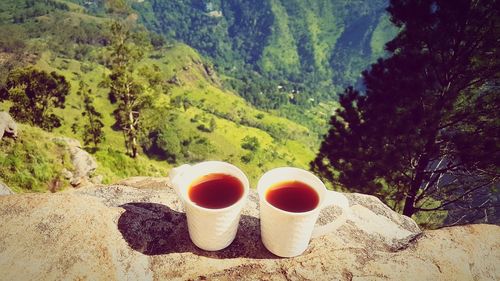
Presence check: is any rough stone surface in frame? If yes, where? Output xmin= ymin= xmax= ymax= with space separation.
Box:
xmin=116 ymin=177 xmax=171 ymax=190
xmin=61 ymin=168 xmax=73 ymax=180
xmin=0 ymin=181 xmax=13 ymax=195
xmin=52 ymin=137 xmax=98 ymax=187
xmin=0 ymin=111 xmax=17 ymax=140
xmin=0 ymin=178 xmax=498 ymax=280
xmin=90 ymin=174 xmax=103 ymax=184
xmin=52 ymin=136 xmax=81 ymax=148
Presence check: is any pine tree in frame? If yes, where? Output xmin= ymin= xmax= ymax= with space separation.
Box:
xmin=312 ymin=0 xmax=500 ymax=221
xmin=74 ymin=81 xmax=105 ymax=149
xmin=107 ymin=21 xmax=148 ymax=158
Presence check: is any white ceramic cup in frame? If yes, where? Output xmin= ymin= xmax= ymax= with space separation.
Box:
xmin=169 ymin=161 xmax=249 ymax=251
xmin=258 ymin=167 xmax=352 ymax=257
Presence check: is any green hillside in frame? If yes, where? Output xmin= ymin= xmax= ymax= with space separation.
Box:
xmin=0 ymin=0 xmax=318 ymax=191
xmin=0 ymin=124 xmax=72 ymax=193
xmin=132 ymin=0 xmax=399 ymax=109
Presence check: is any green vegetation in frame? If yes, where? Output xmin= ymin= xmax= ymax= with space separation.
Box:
xmin=259 ymin=0 xmax=301 ymax=77
xmin=0 ymin=0 xmax=396 ymax=192
xmin=47 ymin=40 xmax=315 ymax=185
xmin=0 ymin=0 xmax=319 ymax=189
xmin=72 ymin=82 xmax=105 ymax=149
xmin=0 ymin=124 xmax=72 ymax=193
xmin=241 ymin=136 xmax=260 ymax=151
xmin=313 ymin=0 xmax=499 ymax=226
xmin=134 ymin=0 xmax=396 ymax=111
xmin=0 ymin=67 xmax=70 ymax=131
xmin=2 ymin=0 xmax=494 ymax=230
xmin=370 ymin=14 xmax=398 ymax=59
xmin=106 ymin=21 xmax=150 ymax=158
xmin=93 ymin=147 xmax=167 ymax=184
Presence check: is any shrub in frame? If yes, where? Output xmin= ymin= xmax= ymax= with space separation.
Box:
xmin=241 ymin=135 xmax=260 ymax=151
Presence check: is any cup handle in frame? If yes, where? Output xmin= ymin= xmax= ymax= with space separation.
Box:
xmin=168 ymin=164 xmax=191 ymax=199
xmin=312 ymin=190 xmax=352 ymax=238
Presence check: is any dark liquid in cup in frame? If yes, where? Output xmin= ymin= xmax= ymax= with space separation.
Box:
xmin=265 ymin=181 xmax=319 ymax=212
xmin=188 ymin=173 xmax=244 ymax=209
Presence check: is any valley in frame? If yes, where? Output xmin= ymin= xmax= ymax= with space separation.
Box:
xmin=0 ymin=0 xmax=397 ymax=192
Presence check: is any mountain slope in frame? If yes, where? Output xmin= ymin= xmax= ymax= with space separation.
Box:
xmin=132 ymin=0 xmax=399 ymax=105
xmin=0 ymin=0 xmax=317 ymax=189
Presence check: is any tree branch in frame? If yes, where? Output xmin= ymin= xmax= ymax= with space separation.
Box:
xmin=416 ymin=179 xmax=496 ymax=211
xmin=422 ymin=163 xmax=463 ymax=174
xmin=415 ymin=172 xmax=443 ymax=204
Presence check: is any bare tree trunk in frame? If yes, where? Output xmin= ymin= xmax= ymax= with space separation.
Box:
xmin=122 ymin=81 xmax=138 ymax=158
xmin=88 ymin=108 xmax=97 ymax=148
xmin=128 ymin=109 xmax=137 ymax=158
xmin=131 ymin=135 xmax=138 ymax=157
xmin=123 ymin=130 xmax=130 ymax=156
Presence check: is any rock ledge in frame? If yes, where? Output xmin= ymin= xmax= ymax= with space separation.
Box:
xmin=0 ymin=178 xmax=498 ymax=280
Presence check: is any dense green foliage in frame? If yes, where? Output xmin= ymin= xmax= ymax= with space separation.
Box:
xmin=133 ymin=0 xmax=398 ymax=110
xmin=313 ymin=0 xmax=500 ymax=225
xmin=0 ymin=67 xmax=70 ymax=131
xmin=12 ymin=0 xmax=70 ymax=23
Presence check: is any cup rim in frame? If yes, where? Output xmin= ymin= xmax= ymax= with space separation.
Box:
xmin=182 ymin=161 xmax=250 ymax=213
xmin=257 ymin=167 xmax=326 ymax=216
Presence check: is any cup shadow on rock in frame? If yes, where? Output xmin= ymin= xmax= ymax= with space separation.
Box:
xmin=117 ymin=202 xmax=276 ymax=259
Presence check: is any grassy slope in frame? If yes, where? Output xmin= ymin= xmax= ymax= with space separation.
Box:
xmin=0 ymin=0 xmax=399 ymax=192
xmin=8 ymin=50 xmax=171 ymax=184
xmin=0 ymin=124 xmax=72 ymax=193
xmin=259 ymin=0 xmax=344 ymax=77
xmin=144 ymin=44 xmax=316 ymax=184
xmin=36 ymin=42 xmax=316 ymax=186
xmin=0 ymin=0 xmax=317 ymax=188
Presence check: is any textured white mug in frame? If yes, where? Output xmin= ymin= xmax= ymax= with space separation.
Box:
xmin=258 ymin=167 xmax=352 ymax=257
xmin=169 ymin=161 xmax=249 ymax=251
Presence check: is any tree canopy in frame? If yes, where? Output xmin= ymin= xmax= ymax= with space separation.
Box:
xmin=312 ymin=0 xmax=500 ymax=224
xmin=0 ymin=67 xmax=70 ymax=131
